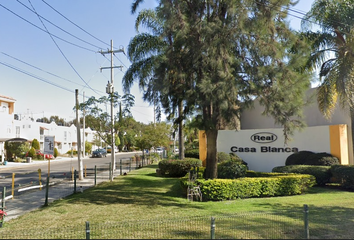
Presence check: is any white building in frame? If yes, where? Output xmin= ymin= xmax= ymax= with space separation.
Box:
xmin=0 ymin=94 xmax=98 ymax=163
xmin=199 ymin=88 xmax=353 ymax=172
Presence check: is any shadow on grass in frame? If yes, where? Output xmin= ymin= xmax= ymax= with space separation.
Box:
xmin=50 ymin=163 xmax=201 ymax=209
xmin=44 ymin=164 xmax=354 ymax=239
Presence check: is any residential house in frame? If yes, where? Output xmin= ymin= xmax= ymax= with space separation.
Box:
xmin=0 ymin=94 xmax=99 ymax=162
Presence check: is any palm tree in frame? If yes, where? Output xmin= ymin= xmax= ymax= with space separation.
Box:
xmin=124 ymin=2 xmax=190 ymax=159
xmin=301 ymin=0 xmax=354 ymax=150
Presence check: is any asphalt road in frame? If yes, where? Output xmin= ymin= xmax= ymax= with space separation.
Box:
xmin=0 ymin=151 xmax=144 ymax=222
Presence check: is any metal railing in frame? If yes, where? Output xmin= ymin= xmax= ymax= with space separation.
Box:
xmin=0 ymin=156 xmax=151 ymax=200
xmin=0 ymin=206 xmax=311 ymax=239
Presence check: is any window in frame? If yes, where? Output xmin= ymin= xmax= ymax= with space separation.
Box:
xmin=16 ymin=126 xmax=20 ymax=138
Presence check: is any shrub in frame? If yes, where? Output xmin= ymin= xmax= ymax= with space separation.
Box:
xmin=31 ymin=139 xmax=40 ymax=150
xmin=217 ymin=152 xmax=230 ymax=163
xmin=158 ymin=158 xmax=202 ymax=177
xmin=195 ymin=174 xmax=316 ymax=201
xmin=27 ymin=147 xmax=36 ymax=158
xmin=272 ymin=165 xmax=332 ymax=186
xmin=285 ymin=150 xmax=315 ymax=166
xmin=54 ymin=148 xmax=59 ymax=158
xmin=185 ymin=149 xmax=199 ymax=159
xmin=330 ymin=165 xmax=354 ymax=189
xmin=305 ymin=152 xmax=340 ymax=166
xmin=217 ymin=159 xmax=247 ymax=179
xmin=229 ymin=153 xmax=248 ymax=169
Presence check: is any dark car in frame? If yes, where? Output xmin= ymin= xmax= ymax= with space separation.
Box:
xmin=92 ymin=149 xmax=107 ymax=158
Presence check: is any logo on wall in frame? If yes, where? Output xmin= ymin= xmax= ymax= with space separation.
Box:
xmin=251 ymin=132 xmax=277 ymax=143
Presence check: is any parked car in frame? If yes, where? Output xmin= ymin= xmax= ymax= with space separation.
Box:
xmin=106 ymin=146 xmax=118 ymax=153
xmin=156 ymin=147 xmax=164 ymax=154
xmin=92 ymin=149 xmax=107 ymax=158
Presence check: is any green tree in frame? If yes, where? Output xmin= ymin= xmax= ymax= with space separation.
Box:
xmin=301 ymin=0 xmax=354 ymax=145
xmin=129 ymin=0 xmax=311 ymax=179
xmin=31 ymin=138 xmax=40 ymax=150
xmin=124 ymin=3 xmax=188 ymax=160
xmin=85 ymin=141 xmax=92 ymax=155
xmin=78 ymin=93 xmax=135 ymax=148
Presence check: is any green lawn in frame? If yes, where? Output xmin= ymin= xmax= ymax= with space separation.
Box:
xmin=1 ymin=163 xmax=354 ymax=239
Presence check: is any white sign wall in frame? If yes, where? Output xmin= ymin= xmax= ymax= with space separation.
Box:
xmin=217 ymin=126 xmax=333 ymax=172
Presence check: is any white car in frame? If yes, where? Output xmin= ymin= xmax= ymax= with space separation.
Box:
xmin=156 ymin=147 xmax=164 ymax=154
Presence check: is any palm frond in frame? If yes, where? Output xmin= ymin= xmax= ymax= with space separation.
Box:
xmin=317 ymin=78 xmax=338 ymax=119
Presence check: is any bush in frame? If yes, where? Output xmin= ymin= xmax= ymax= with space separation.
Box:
xmin=27 ymin=147 xmax=36 ymax=158
xmin=272 ymin=165 xmax=332 ymax=186
xmin=285 ymin=150 xmax=315 ymax=166
xmin=158 ymin=158 xmax=202 ymax=177
xmin=194 ymin=174 xmax=316 ymax=201
xmin=185 ymin=149 xmax=199 ymax=159
xmin=229 ymin=153 xmax=248 ymax=169
xmin=330 ymin=165 xmax=354 ymax=189
xmin=31 ymin=139 xmax=40 ymax=150
xmin=217 ymin=159 xmax=247 ymax=179
xmin=217 ymin=152 xmax=230 ymax=163
xmin=54 ymin=148 xmax=59 ymax=158
xmin=305 ymin=152 xmax=340 ymax=166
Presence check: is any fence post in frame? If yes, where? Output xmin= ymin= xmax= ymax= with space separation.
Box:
xmin=210 ymin=216 xmax=215 ymax=239
xmin=129 ymin=158 xmax=132 ymax=172
xmin=85 ymin=221 xmax=90 ymax=239
xmin=74 ymin=170 xmax=77 ymax=193
xmin=1 ymin=187 xmax=5 ymax=210
xmin=44 ymin=176 xmax=49 ymax=206
xmin=94 ymin=165 xmax=97 ymax=186
xmin=120 ymin=159 xmax=122 ymax=176
xmin=304 ymin=204 xmax=309 ymax=239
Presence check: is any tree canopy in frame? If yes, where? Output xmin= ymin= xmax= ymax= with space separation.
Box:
xmin=127 ymin=0 xmax=312 ymax=179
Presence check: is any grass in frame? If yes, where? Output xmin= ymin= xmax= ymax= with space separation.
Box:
xmin=1 ymin=163 xmax=354 ymax=238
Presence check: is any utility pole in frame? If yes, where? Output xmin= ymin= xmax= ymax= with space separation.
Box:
xmin=82 ymin=91 xmax=85 ymax=159
xmin=75 ymin=89 xmax=83 ymax=180
xmin=99 ymin=39 xmax=124 ymax=181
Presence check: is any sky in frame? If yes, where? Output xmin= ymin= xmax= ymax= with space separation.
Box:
xmin=0 ymin=0 xmax=315 ymax=124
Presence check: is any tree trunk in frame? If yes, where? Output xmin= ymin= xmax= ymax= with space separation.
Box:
xmin=204 ymin=129 xmax=218 ymax=179
xmin=178 ymin=100 xmax=184 ymax=159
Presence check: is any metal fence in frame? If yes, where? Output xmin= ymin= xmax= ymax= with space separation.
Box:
xmin=0 ymin=208 xmax=309 ymax=239
xmin=0 ymin=156 xmax=152 ymax=199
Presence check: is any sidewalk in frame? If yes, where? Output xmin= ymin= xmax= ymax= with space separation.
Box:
xmin=1 ymin=155 xmax=128 ymax=222
xmin=0 ymin=155 xmax=86 ymax=170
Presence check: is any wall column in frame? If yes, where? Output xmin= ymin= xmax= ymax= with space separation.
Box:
xmin=199 ymin=130 xmax=207 ymax=167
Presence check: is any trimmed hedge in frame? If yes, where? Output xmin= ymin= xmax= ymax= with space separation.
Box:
xmin=184 ymin=149 xmax=199 ymax=159
xmin=305 ymin=152 xmax=340 ymax=166
xmin=272 ymin=165 xmax=331 ymax=186
xmin=194 ymin=174 xmax=316 ymax=201
xmin=285 ymin=151 xmax=339 ymax=166
xmin=285 ymin=150 xmax=315 ymax=165
xmin=330 ymin=164 xmax=354 ymax=190
xmin=158 ymin=158 xmax=202 ymax=177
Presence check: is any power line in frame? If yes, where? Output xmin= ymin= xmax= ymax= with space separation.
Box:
xmin=15 ymin=0 xmax=104 ymax=50
xmin=0 ymin=2 xmax=96 ymax=53
xmin=41 ymin=0 xmax=112 ymax=49
xmin=0 ymin=61 xmax=75 ymax=94
xmin=1 ymin=52 xmax=85 ymax=89
xmin=27 ymin=0 xmax=101 ymax=96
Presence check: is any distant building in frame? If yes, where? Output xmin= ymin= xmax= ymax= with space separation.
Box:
xmin=0 ymin=94 xmax=99 ymax=163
